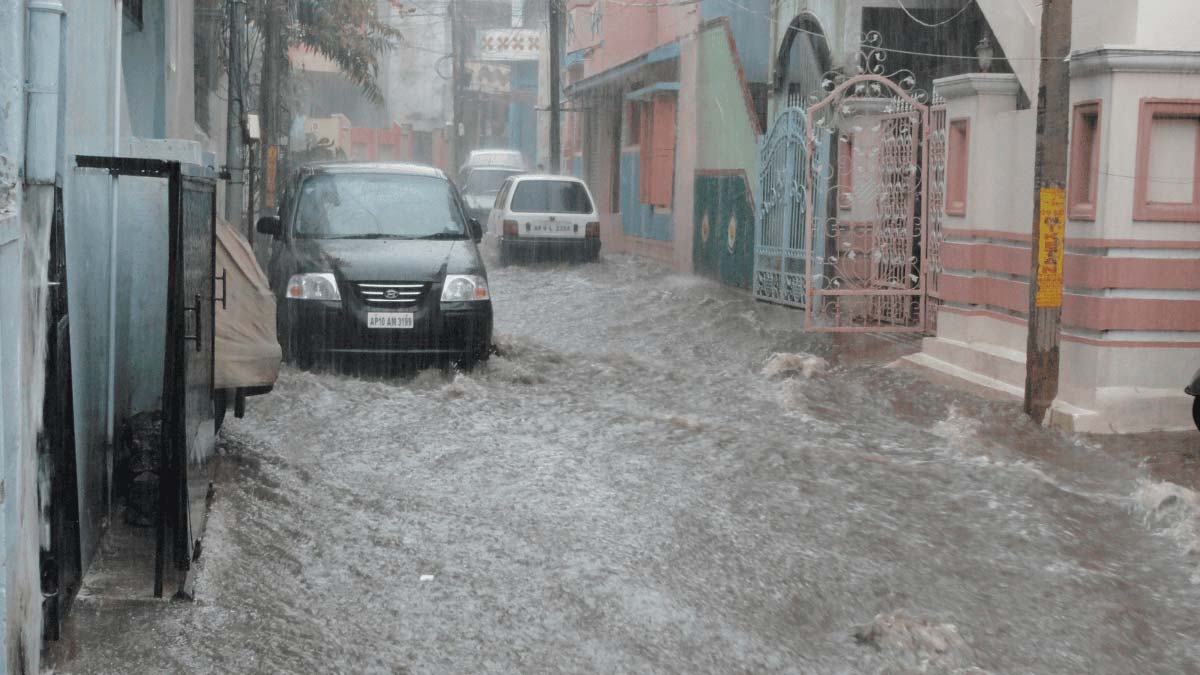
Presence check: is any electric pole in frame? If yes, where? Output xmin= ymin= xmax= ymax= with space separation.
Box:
xmin=548 ymin=0 xmax=561 ymax=173
xmin=450 ymin=0 xmax=465 ymax=174
xmin=1023 ymin=0 xmax=1072 ymax=423
xmin=225 ymin=0 xmax=247 ymax=223
xmin=261 ymin=0 xmax=277 ymax=210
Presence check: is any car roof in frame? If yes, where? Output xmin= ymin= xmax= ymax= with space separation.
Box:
xmin=299 ymin=161 xmax=447 ymax=179
xmin=512 ymin=174 xmax=587 ymax=184
xmin=462 ymin=150 xmax=527 ymax=169
xmin=468 ymin=148 xmax=522 ymax=158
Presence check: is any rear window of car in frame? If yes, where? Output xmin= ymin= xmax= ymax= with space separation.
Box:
xmin=509 ymin=180 xmax=593 ymax=214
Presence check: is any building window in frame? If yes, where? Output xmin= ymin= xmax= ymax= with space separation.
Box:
xmin=625 ymin=101 xmax=643 ymax=146
xmin=124 ymin=0 xmax=144 ymax=29
xmin=194 ymin=1 xmax=222 ymax=134
xmin=1134 ymin=98 xmax=1200 ymax=223
xmin=636 ymin=94 xmax=676 ymax=208
xmin=1068 ymin=102 xmax=1101 ymax=220
xmin=946 ymin=119 xmax=970 ymax=216
xmin=837 ymin=133 xmax=854 ymax=210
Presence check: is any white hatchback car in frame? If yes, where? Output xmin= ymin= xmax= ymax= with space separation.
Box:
xmin=488 ymin=174 xmax=601 ymax=264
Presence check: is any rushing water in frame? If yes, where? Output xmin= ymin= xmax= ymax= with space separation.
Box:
xmin=53 ymin=255 xmax=1200 ymax=674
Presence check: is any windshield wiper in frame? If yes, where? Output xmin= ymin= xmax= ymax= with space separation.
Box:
xmin=415 ymin=232 xmax=466 ymax=240
xmin=336 ymin=233 xmax=414 ymax=240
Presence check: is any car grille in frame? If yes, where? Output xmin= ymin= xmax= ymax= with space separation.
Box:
xmin=354 ymin=282 xmax=431 ymax=307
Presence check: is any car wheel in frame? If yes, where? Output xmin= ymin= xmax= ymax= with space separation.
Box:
xmin=1193 ymin=396 xmax=1200 ymax=432
xmin=499 ymin=242 xmax=514 ymax=267
xmin=456 ymin=339 xmax=492 ymax=371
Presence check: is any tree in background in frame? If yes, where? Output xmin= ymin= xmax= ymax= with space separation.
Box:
xmin=249 ymin=0 xmax=402 ymax=103
xmin=248 ymin=0 xmax=403 ymax=212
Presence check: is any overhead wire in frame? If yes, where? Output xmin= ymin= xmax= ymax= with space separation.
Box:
xmin=892 ymin=0 xmax=974 ymax=28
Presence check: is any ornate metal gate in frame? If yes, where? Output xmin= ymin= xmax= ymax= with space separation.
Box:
xmin=753 ymin=107 xmax=808 ymax=306
xmin=799 ymin=34 xmax=946 ymax=332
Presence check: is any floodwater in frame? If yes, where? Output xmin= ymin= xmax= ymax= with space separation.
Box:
xmin=52 ymin=254 xmax=1200 ymax=674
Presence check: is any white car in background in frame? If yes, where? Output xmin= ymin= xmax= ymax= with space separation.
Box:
xmin=487 ymin=174 xmax=601 ymax=265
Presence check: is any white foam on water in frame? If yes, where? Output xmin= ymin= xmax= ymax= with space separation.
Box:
xmin=761 ymin=352 xmax=829 ymax=379
xmin=1131 ymin=478 xmax=1200 ymax=582
xmin=930 ymin=405 xmax=982 ymax=445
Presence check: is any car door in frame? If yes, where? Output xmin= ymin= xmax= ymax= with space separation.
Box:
xmin=266 ymin=177 xmax=296 ymax=298
xmin=487 ymin=178 xmax=512 ymax=237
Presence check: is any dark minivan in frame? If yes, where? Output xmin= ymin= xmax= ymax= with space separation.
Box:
xmin=257 ymin=162 xmax=492 ymax=368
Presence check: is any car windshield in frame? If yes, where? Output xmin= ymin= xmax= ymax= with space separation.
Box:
xmin=510 ymin=180 xmax=593 ymax=214
xmin=465 ymin=169 xmax=520 ymax=196
xmin=293 ymin=172 xmax=466 ymax=239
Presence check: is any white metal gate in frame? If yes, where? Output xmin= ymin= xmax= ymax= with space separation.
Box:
xmin=753 ymin=107 xmax=808 ymax=306
xmin=754 ymin=32 xmax=948 ymax=333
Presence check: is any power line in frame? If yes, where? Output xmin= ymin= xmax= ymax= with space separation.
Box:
xmin=892 ymin=0 xmax=974 ymax=28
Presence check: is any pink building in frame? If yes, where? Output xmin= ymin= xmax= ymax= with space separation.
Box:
xmin=563 ymin=0 xmax=771 ymax=282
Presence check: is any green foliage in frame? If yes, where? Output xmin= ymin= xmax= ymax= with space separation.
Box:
xmin=249 ymin=0 xmax=401 ymax=103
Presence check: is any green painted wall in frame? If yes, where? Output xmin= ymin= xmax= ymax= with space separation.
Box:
xmin=695 ymin=24 xmax=759 ymax=181
xmin=693 ymin=172 xmax=755 ymax=289
xmin=692 ymin=23 xmax=760 ymax=287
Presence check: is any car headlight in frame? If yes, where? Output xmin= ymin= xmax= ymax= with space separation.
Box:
xmin=440 ymin=274 xmax=490 ymax=302
xmin=286 ymin=273 xmax=341 ymax=301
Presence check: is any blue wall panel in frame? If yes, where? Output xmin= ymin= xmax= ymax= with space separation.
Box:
xmin=619 ymin=150 xmax=671 ymax=241
xmin=699 ymin=0 xmax=772 ymax=84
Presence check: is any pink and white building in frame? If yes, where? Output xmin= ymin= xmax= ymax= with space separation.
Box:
xmin=909 ymin=0 xmax=1200 ymax=432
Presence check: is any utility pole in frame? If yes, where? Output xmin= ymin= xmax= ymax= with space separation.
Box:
xmin=261 ymin=0 xmax=277 ymax=209
xmin=547 ymin=0 xmax=562 ymax=173
xmin=1023 ymin=0 xmax=1072 ymax=423
xmin=224 ymin=0 xmax=247 ymax=223
xmin=450 ymin=0 xmax=465 ymax=173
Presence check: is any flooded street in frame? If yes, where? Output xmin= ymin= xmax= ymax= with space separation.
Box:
xmin=54 ymin=255 xmax=1200 ymax=674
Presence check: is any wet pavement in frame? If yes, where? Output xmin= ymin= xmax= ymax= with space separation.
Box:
xmin=51 ymin=254 xmax=1200 ymax=674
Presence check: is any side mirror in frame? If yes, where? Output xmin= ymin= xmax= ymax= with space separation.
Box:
xmin=468 ymin=218 xmax=484 ymax=243
xmin=256 ymin=215 xmax=282 ymax=239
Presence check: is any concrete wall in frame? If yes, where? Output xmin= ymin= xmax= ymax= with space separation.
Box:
xmin=62 ymin=0 xmax=123 ymax=572
xmin=1071 ymin=0 xmax=1200 ymax=53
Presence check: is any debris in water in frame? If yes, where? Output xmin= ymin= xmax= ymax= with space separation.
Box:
xmin=420 ymin=574 xmax=435 ymax=582
xmin=853 ymin=610 xmax=972 ymax=667
xmin=761 ymin=352 xmax=829 ymax=379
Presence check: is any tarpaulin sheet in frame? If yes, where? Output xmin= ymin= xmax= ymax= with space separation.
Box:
xmin=214 ymin=219 xmax=281 ymax=389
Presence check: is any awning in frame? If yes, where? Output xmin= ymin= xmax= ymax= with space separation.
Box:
xmin=566 ymin=41 xmax=680 ymax=96
xmin=625 ymin=82 xmax=680 ymax=100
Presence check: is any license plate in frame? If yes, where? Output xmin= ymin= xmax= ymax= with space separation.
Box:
xmin=529 ymin=222 xmax=577 ymax=234
xmin=367 ymin=312 xmax=414 ymax=329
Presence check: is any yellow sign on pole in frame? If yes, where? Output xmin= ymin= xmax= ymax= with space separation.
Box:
xmin=1035 ymin=187 xmax=1066 ymax=308
xmin=265 ymin=145 xmax=279 ymax=209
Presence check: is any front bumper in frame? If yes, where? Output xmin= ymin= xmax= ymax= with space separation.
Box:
xmin=283 ymin=297 xmax=493 ymax=357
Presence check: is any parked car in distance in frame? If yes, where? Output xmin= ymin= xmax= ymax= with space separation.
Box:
xmin=462 ymin=166 xmax=524 ymax=223
xmin=488 ymin=174 xmax=601 ymax=265
xmin=257 ymin=162 xmax=492 ymax=369
xmin=459 ymin=148 xmax=527 ymax=182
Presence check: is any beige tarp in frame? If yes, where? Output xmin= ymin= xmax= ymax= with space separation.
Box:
xmin=214 ymin=218 xmax=282 ymax=389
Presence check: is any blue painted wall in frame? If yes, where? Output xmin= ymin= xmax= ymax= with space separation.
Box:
xmin=506 ymin=62 xmax=538 ymax=164
xmin=619 ymin=150 xmax=672 ymax=241
xmin=699 ymin=0 xmax=772 ymax=84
